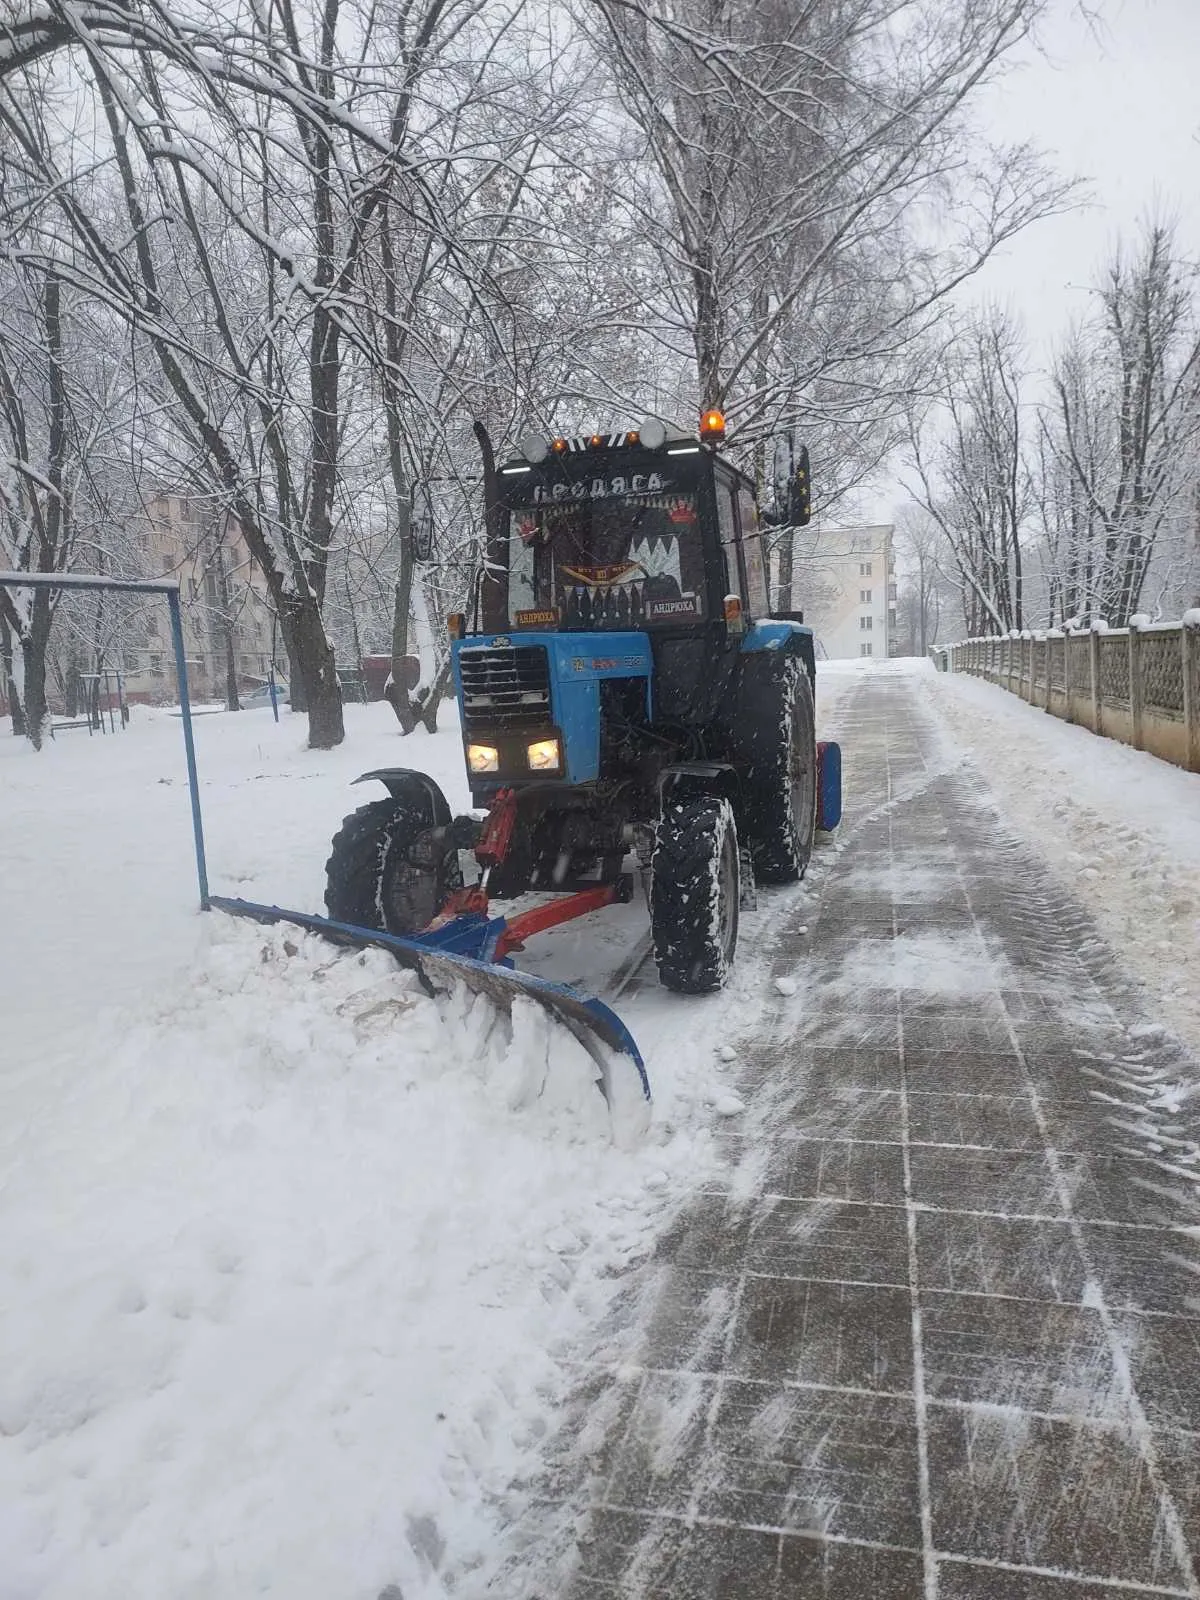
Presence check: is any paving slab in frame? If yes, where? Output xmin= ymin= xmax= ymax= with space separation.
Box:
xmin=488 ymin=672 xmax=1200 ymax=1599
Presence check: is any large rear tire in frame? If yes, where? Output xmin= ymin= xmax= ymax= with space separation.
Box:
xmin=741 ymin=659 xmax=817 ymax=885
xmin=324 ymin=798 xmax=462 ymax=934
xmin=651 ymin=795 xmax=740 ymax=994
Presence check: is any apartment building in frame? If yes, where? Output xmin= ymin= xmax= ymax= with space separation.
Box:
xmin=778 ymin=523 xmax=896 ymax=660
xmin=122 ymin=493 xmax=277 ymax=702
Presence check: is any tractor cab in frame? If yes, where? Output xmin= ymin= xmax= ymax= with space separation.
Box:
xmin=481 ymin=419 xmax=771 ymax=641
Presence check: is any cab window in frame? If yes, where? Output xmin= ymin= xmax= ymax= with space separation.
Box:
xmin=737 ymin=486 xmax=769 ymax=615
xmin=507 ymin=491 xmax=707 ymax=628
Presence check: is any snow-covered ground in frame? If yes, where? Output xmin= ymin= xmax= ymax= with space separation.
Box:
xmin=6 ymin=658 xmax=1197 ymax=1596
xmin=929 ymin=662 xmax=1200 ymax=1070
xmin=0 ymin=676 xmax=859 ymax=1600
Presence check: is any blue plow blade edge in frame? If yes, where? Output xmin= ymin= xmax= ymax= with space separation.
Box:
xmin=206 ymin=896 xmax=651 ymax=1104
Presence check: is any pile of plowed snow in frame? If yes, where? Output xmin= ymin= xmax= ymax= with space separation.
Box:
xmin=0 ymin=917 xmax=698 ymax=1599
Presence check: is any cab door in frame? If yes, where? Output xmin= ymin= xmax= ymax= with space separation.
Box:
xmin=736 ymin=482 xmax=770 ymax=620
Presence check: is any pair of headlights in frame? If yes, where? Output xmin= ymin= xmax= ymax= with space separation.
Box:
xmin=467 ymin=737 xmax=561 ymax=775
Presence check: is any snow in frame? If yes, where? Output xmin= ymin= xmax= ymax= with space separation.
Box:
xmin=0 ymin=676 xmax=856 ymax=1598
xmin=708 ymin=1092 xmax=746 ymax=1116
xmin=928 ymin=663 xmax=1200 ymax=1067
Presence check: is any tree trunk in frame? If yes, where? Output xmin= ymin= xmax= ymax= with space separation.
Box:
xmin=387 ymin=499 xmax=420 ymax=732
xmin=1 ymin=614 xmax=26 ymax=736
xmin=21 ymin=589 xmax=52 ymax=750
xmin=281 ymin=593 xmax=343 ymax=747
xmin=223 ymin=620 xmax=241 ymax=711
xmin=775 ymin=532 xmax=795 ymax=612
xmin=415 ymin=657 xmax=452 ymax=733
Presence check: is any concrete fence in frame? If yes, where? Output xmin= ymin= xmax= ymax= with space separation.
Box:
xmin=933 ymin=613 xmax=1200 ymax=774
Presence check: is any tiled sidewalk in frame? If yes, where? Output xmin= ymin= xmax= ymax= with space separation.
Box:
xmin=501 ymin=673 xmax=1200 ymax=1599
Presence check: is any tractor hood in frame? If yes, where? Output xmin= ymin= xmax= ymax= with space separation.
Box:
xmin=451 ymin=630 xmax=652 ymax=790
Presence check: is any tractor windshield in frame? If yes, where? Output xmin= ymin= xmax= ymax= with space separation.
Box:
xmin=505 ymin=489 xmax=705 ymax=630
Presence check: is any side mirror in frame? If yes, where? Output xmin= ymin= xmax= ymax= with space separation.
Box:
xmin=763 ymin=435 xmax=812 ymax=528
xmin=790 ymin=444 xmax=811 ymax=528
xmin=772 ymin=435 xmax=793 ymax=511
xmin=412 ymin=483 xmax=434 ymax=562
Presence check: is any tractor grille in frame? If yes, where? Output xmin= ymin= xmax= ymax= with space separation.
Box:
xmin=459 ymin=645 xmax=551 ymax=731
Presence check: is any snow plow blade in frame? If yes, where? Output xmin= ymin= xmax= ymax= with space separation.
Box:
xmin=207 ymin=896 xmax=651 ymax=1115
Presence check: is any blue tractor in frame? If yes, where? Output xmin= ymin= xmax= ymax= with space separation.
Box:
xmin=323 ymin=413 xmax=838 ymax=1008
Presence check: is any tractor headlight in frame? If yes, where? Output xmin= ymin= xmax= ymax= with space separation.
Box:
xmin=526 ymin=737 xmax=561 ymax=773
xmin=467 ymin=742 xmax=500 ymax=774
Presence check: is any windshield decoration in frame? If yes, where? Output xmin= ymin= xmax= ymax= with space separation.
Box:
xmin=506 ymin=490 xmax=704 ymax=630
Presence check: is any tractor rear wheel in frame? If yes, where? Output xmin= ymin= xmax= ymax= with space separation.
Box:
xmin=743 ymin=659 xmax=817 ymax=885
xmin=651 ymin=795 xmax=740 ymax=994
xmin=324 ymin=798 xmax=462 ymax=935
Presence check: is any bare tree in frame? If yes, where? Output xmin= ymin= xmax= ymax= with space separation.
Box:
xmin=905 ymin=307 xmax=1029 ymax=634
xmin=0 ymin=0 xmax=561 ymax=747
xmin=893 ymin=504 xmax=946 ymax=654
xmin=1041 ymin=221 xmax=1200 ymax=624
xmin=581 ymin=0 xmax=1073 ymax=506
xmin=0 ymin=264 xmax=128 ymax=742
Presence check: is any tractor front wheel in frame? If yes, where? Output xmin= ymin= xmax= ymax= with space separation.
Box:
xmin=324 ymin=798 xmax=462 ymax=935
xmin=651 ymin=795 xmax=740 ymax=994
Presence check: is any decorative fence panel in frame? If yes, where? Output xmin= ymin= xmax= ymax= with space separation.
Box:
xmin=935 ymin=618 xmax=1200 ymax=774
xmin=1099 ymin=636 xmax=1130 ymax=704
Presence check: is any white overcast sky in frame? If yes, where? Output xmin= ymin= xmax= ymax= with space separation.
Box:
xmin=960 ymin=0 xmax=1200 ymax=363
xmin=870 ymin=0 xmax=1200 ymax=523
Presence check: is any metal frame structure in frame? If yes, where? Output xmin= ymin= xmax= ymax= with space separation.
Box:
xmin=0 ymin=571 xmax=210 ymax=908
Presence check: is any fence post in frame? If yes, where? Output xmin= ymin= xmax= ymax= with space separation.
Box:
xmin=1183 ymin=611 xmax=1200 ymax=773
xmin=1128 ymin=614 xmax=1147 ymax=751
xmin=1089 ymin=620 xmax=1104 ymax=736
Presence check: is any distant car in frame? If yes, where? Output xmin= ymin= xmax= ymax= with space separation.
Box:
xmin=242 ymin=678 xmax=289 ymax=707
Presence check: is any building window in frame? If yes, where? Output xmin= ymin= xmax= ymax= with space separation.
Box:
xmin=859 ymin=561 xmax=872 ymax=576
xmin=860 ymin=589 xmax=872 ymax=604
xmin=860 ymin=643 xmax=873 ymax=657
xmin=860 ymin=615 xmax=873 ymax=631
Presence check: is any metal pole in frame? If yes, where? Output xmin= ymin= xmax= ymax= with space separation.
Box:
xmin=168 ymin=588 xmax=210 ymax=909
xmin=268 ymin=663 xmax=279 ymax=723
